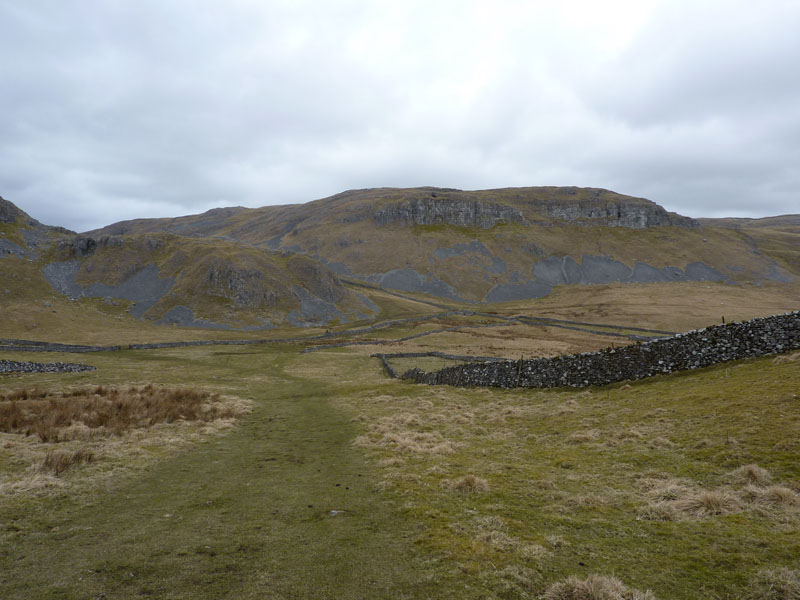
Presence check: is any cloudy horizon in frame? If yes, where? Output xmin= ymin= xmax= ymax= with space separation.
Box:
xmin=2 ymin=0 xmax=799 ymax=232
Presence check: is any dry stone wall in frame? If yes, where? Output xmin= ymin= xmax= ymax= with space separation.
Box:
xmin=0 ymin=359 xmax=97 ymax=374
xmin=401 ymin=312 xmax=800 ymax=389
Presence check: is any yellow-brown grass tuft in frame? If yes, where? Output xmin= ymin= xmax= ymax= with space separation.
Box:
xmin=728 ymin=464 xmax=773 ymax=487
xmin=674 ymin=490 xmax=741 ymax=517
xmin=543 ymin=574 xmax=658 ymax=600
xmin=451 ymin=475 xmax=490 ymax=493
xmin=761 ymin=485 xmax=799 ymax=506
xmin=772 ymin=351 xmax=800 ymax=365
xmin=0 ymin=385 xmax=241 ymax=442
xmin=743 ymin=567 xmax=800 ymax=600
xmin=42 ymin=448 xmax=95 ymax=475
xmin=568 ymin=429 xmax=600 ymax=443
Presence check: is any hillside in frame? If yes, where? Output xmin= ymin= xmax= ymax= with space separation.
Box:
xmin=1 ymin=194 xmax=73 ymax=260
xmin=90 ymin=187 xmax=798 ymax=302
xmin=698 ymin=214 xmax=800 ymax=280
xmin=1 ymin=196 xmax=377 ymax=330
xmin=3 ymin=190 xmax=800 ymax=599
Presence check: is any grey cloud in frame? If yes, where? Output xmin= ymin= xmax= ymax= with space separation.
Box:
xmin=1 ymin=1 xmax=798 ymax=231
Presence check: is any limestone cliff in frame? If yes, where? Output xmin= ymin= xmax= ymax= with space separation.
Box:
xmin=525 ymin=187 xmax=697 ymax=228
xmin=373 ymin=197 xmax=528 ymax=228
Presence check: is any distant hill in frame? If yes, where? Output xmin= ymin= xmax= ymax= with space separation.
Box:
xmin=1 ymin=196 xmax=376 ymax=329
xmin=696 ymin=214 xmax=800 ymax=282
xmin=89 ymin=186 xmax=798 ymax=302
xmin=697 ymin=215 xmax=800 ymax=229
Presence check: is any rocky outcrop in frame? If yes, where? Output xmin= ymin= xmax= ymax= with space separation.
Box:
xmin=525 ymin=188 xmax=698 ymax=228
xmin=484 ymin=255 xmax=727 ymax=302
xmin=286 ymin=256 xmax=346 ymax=304
xmin=0 ymin=196 xmax=24 ymax=224
xmin=43 ymin=261 xmax=176 ymax=319
xmin=373 ymin=197 xmax=527 ymax=229
xmin=403 ymin=311 xmax=800 ymax=389
xmin=1 ymin=195 xmax=74 ymax=234
xmin=54 ymin=235 xmax=164 ymax=260
xmin=157 ymin=306 xmax=273 ymax=330
xmin=366 ymin=268 xmax=466 ymax=302
xmin=207 ymin=266 xmax=280 ymax=308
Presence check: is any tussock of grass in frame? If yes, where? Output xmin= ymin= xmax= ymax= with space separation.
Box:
xmin=728 ymin=463 xmax=773 ymax=486
xmin=639 ymin=472 xmax=798 ymax=521
xmin=0 ymin=384 xmax=242 ymax=441
xmin=351 ymin=410 xmax=459 ymax=455
xmin=760 ymin=485 xmax=798 ymax=506
xmin=773 ymin=351 xmax=800 ymax=365
xmin=0 ymin=384 xmax=252 ymax=497
xmin=743 ymin=567 xmax=800 ymax=600
xmin=674 ymin=490 xmax=741 ymax=516
xmin=543 ymin=574 xmax=658 ymax=600
xmin=568 ymin=429 xmax=600 ymax=443
xmin=449 ymin=475 xmax=489 ymax=493
xmin=42 ymin=447 xmax=94 ymax=475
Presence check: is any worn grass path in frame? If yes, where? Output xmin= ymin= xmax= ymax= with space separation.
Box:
xmin=1 ymin=346 xmax=440 ymax=599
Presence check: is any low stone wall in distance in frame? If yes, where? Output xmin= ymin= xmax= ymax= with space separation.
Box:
xmin=401 ymin=311 xmax=800 ymax=389
xmin=0 ymin=359 xmax=97 ymax=374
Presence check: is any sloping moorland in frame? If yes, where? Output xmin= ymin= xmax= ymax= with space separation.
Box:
xmin=1 ymin=188 xmax=800 ymax=598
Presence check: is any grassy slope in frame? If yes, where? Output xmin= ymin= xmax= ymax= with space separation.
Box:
xmin=2 ymin=230 xmax=377 ymax=333
xmin=1 ymin=336 xmax=798 ymax=599
xmin=87 ymin=187 xmax=800 ymax=302
xmin=0 ymin=346 xmax=443 ymax=599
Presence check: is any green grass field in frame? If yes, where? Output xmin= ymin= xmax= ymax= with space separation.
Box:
xmin=1 ymin=283 xmax=799 ymax=599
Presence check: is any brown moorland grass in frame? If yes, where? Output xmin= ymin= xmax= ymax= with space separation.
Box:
xmin=543 ymin=574 xmax=658 ymax=600
xmin=42 ymin=447 xmax=95 ymax=475
xmin=0 ymin=384 xmax=239 ymax=442
xmin=728 ymin=463 xmax=773 ymax=486
xmin=743 ymin=567 xmax=800 ymax=600
xmin=449 ymin=474 xmax=490 ymax=493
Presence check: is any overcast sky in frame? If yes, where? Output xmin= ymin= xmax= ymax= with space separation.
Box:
xmin=1 ymin=0 xmax=798 ymax=232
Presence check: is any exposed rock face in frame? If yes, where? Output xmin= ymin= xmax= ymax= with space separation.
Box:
xmin=484 ymin=255 xmax=727 ymax=302
xmin=529 ymin=189 xmax=697 ymax=228
xmin=43 ymin=261 xmax=176 ymax=318
xmin=531 ymin=255 xmax=725 ymax=286
xmin=54 ymin=235 xmax=164 ymax=260
xmin=0 ymin=195 xmax=74 ymax=234
xmin=366 ymin=268 xmax=466 ymax=301
xmin=369 ymin=188 xmax=696 ymax=229
xmin=286 ymin=256 xmax=346 ymax=304
xmin=207 ymin=267 xmax=280 ymax=308
xmin=157 ymin=305 xmax=273 ymax=330
xmin=287 ymin=287 xmax=343 ymax=327
xmin=0 ymin=239 xmax=31 ymax=259
xmin=373 ymin=198 xmax=527 ymax=229
xmin=0 ymin=196 xmax=23 ymax=224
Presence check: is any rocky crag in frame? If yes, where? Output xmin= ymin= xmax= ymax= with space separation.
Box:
xmin=2 ymin=193 xmax=380 ymax=330
xmin=88 ymin=186 xmax=796 ymax=303
xmin=40 ymin=234 xmax=377 ymax=328
xmin=401 ymin=311 xmax=800 ymax=389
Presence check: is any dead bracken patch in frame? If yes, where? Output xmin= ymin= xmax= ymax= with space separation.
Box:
xmin=1 ymin=385 xmax=252 ymax=495
xmin=543 ymin=574 xmax=658 ymax=600
xmin=0 ymin=384 xmax=242 ymax=442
